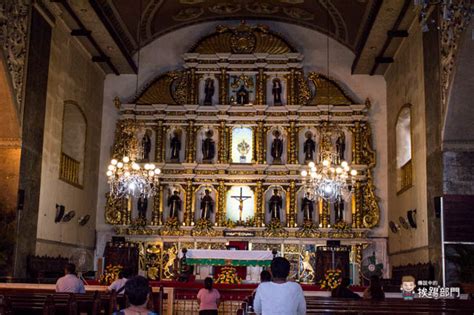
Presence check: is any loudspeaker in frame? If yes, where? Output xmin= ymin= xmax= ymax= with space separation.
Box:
xmin=434 ymin=196 xmax=441 ymax=218
xmin=327 ymin=240 xmax=341 ymax=247
xmin=17 ymin=189 xmax=25 ymax=211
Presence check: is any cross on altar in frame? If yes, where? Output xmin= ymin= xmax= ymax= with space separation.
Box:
xmin=231 ymin=187 xmax=252 ymax=222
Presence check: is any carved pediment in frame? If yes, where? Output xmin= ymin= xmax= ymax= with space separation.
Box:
xmin=307 ymin=73 xmax=354 ymax=105
xmin=134 ymin=71 xmax=188 ymax=105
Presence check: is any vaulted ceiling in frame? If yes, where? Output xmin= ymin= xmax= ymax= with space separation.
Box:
xmin=47 ymin=0 xmax=417 ymax=75
xmin=92 ymin=0 xmax=378 ymax=54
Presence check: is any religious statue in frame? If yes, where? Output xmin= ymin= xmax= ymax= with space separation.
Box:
xmin=271 ymin=129 xmax=284 ymax=164
xmin=200 ymin=189 xmax=214 ymax=220
xmin=141 ymin=130 xmax=152 ymax=161
xmin=202 ymin=129 xmax=215 ymax=162
xmin=137 ymin=194 xmax=148 ymax=220
xmin=303 ymin=131 xmax=316 ymax=162
xmin=272 ymin=78 xmax=283 ymax=105
xmin=336 ymin=132 xmax=346 ymax=163
xmin=334 ymin=196 xmax=344 ymax=222
xmin=300 ymin=251 xmax=315 ymax=282
xmin=170 ymin=130 xmax=181 ymax=162
xmin=167 ymin=190 xmax=182 ymax=219
xmin=203 ymin=78 xmax=215 ymax=105
xmin=236 ymin=85 xmax=249 ymax=105
xmin=163 ymin=247 xmax=177 ymax=279
xmin=237 ymin=139 xmax=250 ymax=163
xmin=301 ymin=193 xmax=314 ymax=221
xmin=268 ymin=189 xmax=283 ymax=221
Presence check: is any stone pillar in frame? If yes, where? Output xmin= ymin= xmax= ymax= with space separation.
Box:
xmin=288 ymin=180 xmax=296 ymax=227
xmin=256 ymin=68 xmax=266 ymax=105
xmin=185 ymin=179 xmax=193 ymax=226
xmin=218 ymin=68 xmax=228 ymax=105
xmin=154 ymin=120 xmax=164 ymax=163
xmin=186 ymin=121 xmax=196 ymax=163
xmin=255 ymin=180 xmax=264 ymax=226
xmin=152 ymin=184 xmax=163 ymax=225
xmin=217 ymin=180 xmax=226 ymax=226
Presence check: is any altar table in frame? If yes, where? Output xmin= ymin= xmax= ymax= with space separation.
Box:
xmin=182 ymin=249 xmax=273 ymax=267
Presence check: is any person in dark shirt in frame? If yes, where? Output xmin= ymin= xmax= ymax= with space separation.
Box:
xmin=332 ymin=277 xmax=361 ymax=299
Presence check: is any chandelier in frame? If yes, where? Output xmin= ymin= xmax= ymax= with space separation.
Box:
xmin=106 ymin=156 xmax=160 ymax=199
xmin=301 ymin=148 xmax=357 ymax=203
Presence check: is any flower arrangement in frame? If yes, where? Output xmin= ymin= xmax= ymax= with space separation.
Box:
xmin=215 ymin=266 xmax=242 ymax=285
xmin=264 ymin=218 xmax=289 ymax=237
xmin=100 ymin=264 xmax=123 ymax=285
xmin=164 ymin=216 xmax=180 ymax=229
xmin=320 ymin=269 xmax=342 ymax=290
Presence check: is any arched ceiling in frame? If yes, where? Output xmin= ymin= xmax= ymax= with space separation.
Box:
xmin=93 ymin=0 xmax=379 ymax=54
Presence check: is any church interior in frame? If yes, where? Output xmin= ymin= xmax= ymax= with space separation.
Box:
xmin=0 ymin=0 xmax=473 ymax=314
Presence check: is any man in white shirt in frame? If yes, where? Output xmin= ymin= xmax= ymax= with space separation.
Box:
xmin=254 ymin=257 xmax=306 ymax=315
xmin=55 ymin=263 xmax=86 ymax=294
xmin=107 ymin=270 xmax=129 ymax=294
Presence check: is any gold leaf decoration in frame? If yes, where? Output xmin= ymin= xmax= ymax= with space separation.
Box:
xmin=190 ymin=22 xmax=295 ymax=55
xmin=307 ymin=72 xmax=354 ymax=105
xmin=135 ymin=71 xmax=187 ymax=105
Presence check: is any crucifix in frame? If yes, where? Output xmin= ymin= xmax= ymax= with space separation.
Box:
xmin=231 ymin=187 xmax=252 ymax=221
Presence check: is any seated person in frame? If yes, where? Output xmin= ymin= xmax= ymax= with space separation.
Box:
xmin=363 ymin=275 xmax=385 ymax=300
xmin=107 ymin=269 xmax=130 ymax=294
xmin=254 ymin=257 xmax=306 ymax=315
xmin=113 ymin=276 xmax=157 ymax=315
xmin=331 ymin=277 xmax=361 ymax=299
xmin=55 ymin=263 xmax=85 ymax=293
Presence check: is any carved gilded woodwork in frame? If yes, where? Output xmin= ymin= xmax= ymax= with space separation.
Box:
xmin=297 ymin=71 xmax=311 ymax=105
xmin=151 ymin=185 xmax=163 ymax=226
xmin=256 ymin=121 xmax=265 ymax=164
xmin=256 ymin=68 xmax=266 ymax=105
xmin=307 ymin=72 xmax=354 ymax=105
xmin=288 ymin=180 xmax=296 ymax=227
xmin=217 ymin=180 xmax=227 ymax=226
xmin=185 ymin=180 xmax=193 ymax=226
xmin=186 ymin=121 xmax=197 ymax=163
xmin=217 ymin=68 xmax=228 ymax=105
xmin=134 ymin=70 xmax=188 ymax=105
xmin=105 ymin=193 xmax=127 ymax=225
xmin=255 ymin=180 xmax=264 ymax=226
xmin=190 ymin=22 xmax=295 ymax=55
xmin=154 ymin=121 xmax=164 ymax=163
xmin=112 ymin=119 xmax=140 ymax=159
xmin=362 ymin=174 xmax=380 ymax=229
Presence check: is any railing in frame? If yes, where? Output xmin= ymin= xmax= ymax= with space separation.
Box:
xmin=398 ymin=159 xmax=412 ymax=193
xmin=173 ymin=295 xmax=243 ymax=315
xmin=59 ymin=152 xmax=81 ymax=187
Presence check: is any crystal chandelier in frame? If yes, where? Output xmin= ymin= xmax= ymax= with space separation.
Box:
xmin=106 ymin=156 xmax=161 ymax=199
xmin=301 ymin=149 xmax=357 ymax=203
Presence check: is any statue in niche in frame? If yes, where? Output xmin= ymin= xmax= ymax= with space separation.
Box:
xmin=272 ymin=78 xmax=283 ymax=105
xmin=271 ymin=129 xmax=284 ymax=164
xmin=202 ymin=129 xmax=215 ymax=162
xmin=301 ymin=192 xmax=314 ymax=222
xmin=203 ymin=78 xmax=215 ymax=105
xmin=200 ymin=189 xmax=214 ymax=220
xmin=167 ymin=190 xmax=182 ymax=219
xmin=236 ymin=85 xmax=249 ymax=105
xmin=141 ymin=130 xmax=152 ymax=161
xmin=170 ymin=130 xmax=181 ymax=162
xmin=268 ymin=188 xmax=283 ymax=222
xmin=336 ymin=132 xmax=346 ymax=163
xmin=334 ymin=196 xmax=345 ymax=222
xmin=303 ymin=131 xmax=316 ymax=162
xmin=137 ymin=194 xmax=148 ymax=220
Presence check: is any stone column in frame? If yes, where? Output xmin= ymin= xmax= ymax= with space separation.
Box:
xmin=256 ymin=68 xmax=266 ymax=105
xmin=154 ymin=120 xmax=164 ymax=163
xmin=288 ymin=180 xmax=296 ymax=227
xmin=255 ymin=180 xmax=264 ymax=226
xmin=185 ymin=179 xmax=193 ymax=226
xmin=186 ymin=121 xmax=196 ymax=163
xmin=152 ymin=184 xmax=163 ymax=225
xmin=217 ymin=180 xmax=226 ymax=226
xmin=218 ymin=68 xmax=228 ymax=105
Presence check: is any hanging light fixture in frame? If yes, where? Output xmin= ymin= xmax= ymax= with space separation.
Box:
xmin=106 ymin=0 xmax=160 ymax=199
xmin=300 ymin=0 xmax=357 ymax=203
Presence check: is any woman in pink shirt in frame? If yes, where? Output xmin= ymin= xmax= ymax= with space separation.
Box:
xmin=197 ymin=277 xmax=220 ymax=315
